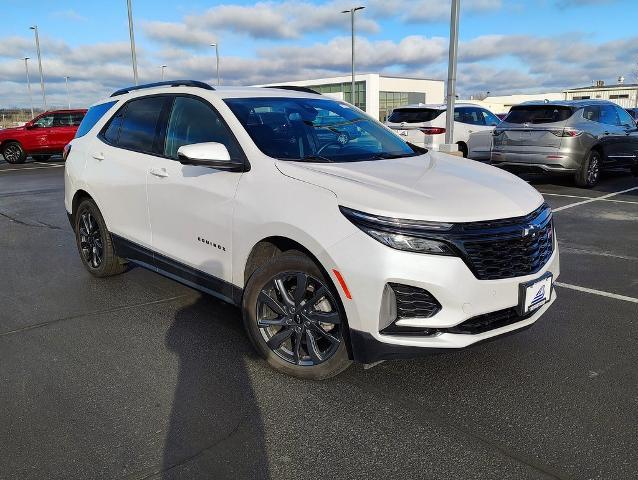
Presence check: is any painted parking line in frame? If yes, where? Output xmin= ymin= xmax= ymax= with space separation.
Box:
xmin=553 ymin=186 xmax=638 ymax=212
xmin=0 ymin=164 xmax=65 ymax=173
xmin=560 ymin=245 xmax=638 ymax=261
xmin=555 ymin=282 xmax=638 ymax=304
xmin=542 ymin=192 xmax=638 ymax=205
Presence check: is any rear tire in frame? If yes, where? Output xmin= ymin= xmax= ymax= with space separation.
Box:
xmin=242 ymin=252 xmax=352 ymax=380
xmin=574 ymin=149 xmax=601 ymax=187
xmin=457 ymin=142 xmax=468 ymax=158
xmin=74 ymin=199 xmax=126 ymax=277
xmin=2 ymin=142 xmax=26 ymax=164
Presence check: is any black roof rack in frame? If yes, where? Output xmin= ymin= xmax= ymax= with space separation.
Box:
xmin=110 ymin=80 xmax=214 ymax=97
xmin=264 ymin=85 xmax=320 ymax=95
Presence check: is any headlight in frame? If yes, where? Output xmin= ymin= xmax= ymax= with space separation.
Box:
xmin=340 ymin=206 xmax=457 ymax=256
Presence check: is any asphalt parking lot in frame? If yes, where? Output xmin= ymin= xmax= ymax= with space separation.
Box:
xmin=1 ymin=156 xmax=637 ymax=480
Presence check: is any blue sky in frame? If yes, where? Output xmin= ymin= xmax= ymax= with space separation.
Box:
xmin=1 ymin=0 xmax=636 ymax=108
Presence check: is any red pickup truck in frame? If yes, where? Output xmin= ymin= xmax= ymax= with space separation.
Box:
xmin=0 ymin=109 xmax=87 ymax=164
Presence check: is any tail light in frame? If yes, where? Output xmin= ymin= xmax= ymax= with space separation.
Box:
xmin=419 ymin=127 xmax=446 ymax=135
xmin=62 ymin=143 xmax=72 ymax=161
xmin=550 ymin=128 xmax=582 ymax=137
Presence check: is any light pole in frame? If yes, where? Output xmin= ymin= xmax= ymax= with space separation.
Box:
xmin=23 ymin=57 xmax=34 ymax=118
xmin=443 ymin=0 xmax=460 ymax=151
xmin=210 ymin=43 xmax=220 ymax=85
xmin=127 ymin=0 xmax=139 ymax=85
xmin=64 ymin=76 xmax=71 ymax=109
xmin=341 ymin=6 xmax=365 ymax=108
xmin=29 ymin=25 xmax=47 ymax=110
xmin=160 ymin=65 xmax=167 ymax=81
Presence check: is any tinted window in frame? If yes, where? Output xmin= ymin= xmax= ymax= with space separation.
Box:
xmin=164 ymin=96 xmax=242 ymax=160
xmin=71 ymin=113 xmax=85 ymax=126
xmin=117 ymin=96 xmax=166 ymax=153
xmin=455 ymin=107 xmax=485 ymax=125
xmin=505 ymin=105 xmax=574 ymax=124
xmin=583 ymin=106 xmax=600 ymax=122
xmin=616 ymin=107 xmax=636 ymax=127
xmin=599 ymin=105 xmax=619 ymax=126
xmin=102 ymin=109 xmax=124 ymax=145
xmin=53 ymin=113 xmax=78 ymax=127
xmin=225 ymin=97 xmax=417 ymax=163
xmin=387 ymin=108 xmax=443 ymax=123
xmin=76 ymin=101 xmax=116 ymax=138
xmin=481 ymin=109 xmax=501 ymax=126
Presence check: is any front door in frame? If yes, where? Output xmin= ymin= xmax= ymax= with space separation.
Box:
xmin=147 ymin=95 xmax=245 ymax=287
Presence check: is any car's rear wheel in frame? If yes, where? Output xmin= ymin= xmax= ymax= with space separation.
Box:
xmin=2 ymin=142 xmax=26 ymax=164
xmin=575 ymin=149 xmax=601 ymax=187
xmin=74 ymin=199 xmax=126 ymax=277
xmin=457 ymin=142 xmax=468 ymax=158
xmin=243 ymin=252 xmax=351 ymax=379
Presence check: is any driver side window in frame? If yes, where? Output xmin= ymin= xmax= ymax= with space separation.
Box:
xmin=164 ymin=96 xmax=241 ymax=160
xmin=33 ymin=115 xmax=54 ymax=128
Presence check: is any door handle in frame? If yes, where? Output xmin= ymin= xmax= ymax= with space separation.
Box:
xmin=149 ymin=167 xmax=169 ymax=178
xmin=92 ymin=152 xmax=105 ymax=161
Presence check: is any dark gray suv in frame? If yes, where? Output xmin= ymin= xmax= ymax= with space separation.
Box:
xmin=491 ymin=100 xmax=638 ymax=187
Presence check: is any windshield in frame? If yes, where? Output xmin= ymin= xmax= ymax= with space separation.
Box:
xmin=224 ymin=97 xmax=418 ymax=162
xmin=504 ymin=105 xmax=574 ymax=125
xmin=387 ymin=108 xmax=443 ymax=123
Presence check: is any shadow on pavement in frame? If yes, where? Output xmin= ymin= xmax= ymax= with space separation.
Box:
xmin=161 ymin=294 xmax=270 ymax=479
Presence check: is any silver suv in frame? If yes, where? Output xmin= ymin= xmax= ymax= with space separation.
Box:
xmin=491 ymin=100 xmax=638 ymax=187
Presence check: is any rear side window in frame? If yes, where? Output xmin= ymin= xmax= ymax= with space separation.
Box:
xmin=76 ymin=101 xmax=116 ymax=138
xmin=505 ymin=105 xmax=574 ymax=124
xmin=164 ymin=96 xmax=242 ymax=160
xmin=454 ymin=107 xmax=485 ymax=125
xmin=387 ymin=108 xmax=443 ymax=123
xmin=599 ymin=105 xmax=619 ymax=126
xmin=115 ymin=96 xmax=167 ymax=153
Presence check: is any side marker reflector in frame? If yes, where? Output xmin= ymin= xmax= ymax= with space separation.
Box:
xmin=332 ymin=269 xmax=352 ymax=300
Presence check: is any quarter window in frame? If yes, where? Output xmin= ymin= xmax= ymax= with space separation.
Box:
xmin=164 ymin=96 xmax=241 ymax=160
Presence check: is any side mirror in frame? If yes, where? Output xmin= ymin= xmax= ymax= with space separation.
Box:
xmin=177 ymin=142 xmax=244 ymax=171
xmin=25 ymin=123 xmax=37 ymax=129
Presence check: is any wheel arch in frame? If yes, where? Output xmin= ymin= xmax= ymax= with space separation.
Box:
xmin=70 ymin=189 xmax=94 ymax=224
xmin=242 ymin=235 xmax=355 ymax=358
xmin=456 ymin=141 xmax=468 ymax=157
xmin=0 ymin=139 xmax=23 ymax=150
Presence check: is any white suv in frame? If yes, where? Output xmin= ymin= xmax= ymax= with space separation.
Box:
xmin=385 ymin=103 xmax=501 ymax=159
xmin=65 ymin=81 xmax=559 ymax=379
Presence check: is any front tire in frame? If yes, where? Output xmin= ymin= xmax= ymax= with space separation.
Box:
xmin=74 ymin=199 xmax=126 ymax=277
xmin=242 ymin=252 xmax=352 ymax=380
xmin=2 ymin=142 xmax=26 ymax=164
xmin=575 ymin=150 xmax=601 ymax=187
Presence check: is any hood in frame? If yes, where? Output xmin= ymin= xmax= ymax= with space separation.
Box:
xmin=275 ymin=151 xmax=544 ymax=222
xmin=0 ymin=126 xmax=25 ymax=136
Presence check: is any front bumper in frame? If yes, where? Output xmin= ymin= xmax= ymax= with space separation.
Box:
xmin=321 ymin=229 xmax=560 ymax=363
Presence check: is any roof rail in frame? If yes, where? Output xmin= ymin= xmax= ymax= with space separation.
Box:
xmin=110 ymin=80 xmax=214 ymax=97
xmin=264 ymin=85 xmax=320 ymax=95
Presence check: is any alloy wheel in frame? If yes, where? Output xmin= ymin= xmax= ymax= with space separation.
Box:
xmin=587 ymin=154 xmax=600 ymax=185
xmin=79 ymin=210 xmax=104 ymax=268
xmin=256 ymin=272 xmax=343 ymax=366
xmin=3 ymin=145 xmax=21 ymax=163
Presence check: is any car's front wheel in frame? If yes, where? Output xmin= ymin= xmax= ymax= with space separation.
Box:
xmin=243 ymin=252 xmax=352 ymax=379
xmin=575 ymin=149 xmax=601 ymax=187
xmin=2 ymin=142 xmax=26 ymax=164
xmin=74 ymin=198 xmax=126 ymax=277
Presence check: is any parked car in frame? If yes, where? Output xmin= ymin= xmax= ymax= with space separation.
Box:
xmin=384 ymin=103 xmax=501 ymax=159
xmin=491 ymin=100 xmax=638 ymax=187
xmin=0 ymin=109 xmax=86 ymax=164
xmin=625 ymin=107 xmax=638 ymax=122
xmin=65 ymin=81 xmax=558 ymax=379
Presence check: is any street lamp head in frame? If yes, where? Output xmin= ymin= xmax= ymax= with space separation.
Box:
xmin=210 ymin=43 xmax=217 ymax=47
xmin=29 ymin=25 xmax=36 ymax=30
xmin=23 ymin=56 xmax=30 ymax=61
xmin=354 ymin=6 xmax=365 ymax=11
xmin=160 ymin=64 xmax=167 ymax=68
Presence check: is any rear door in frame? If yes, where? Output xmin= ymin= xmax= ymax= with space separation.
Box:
xmin=86 ymin=95 xmax=169 ymax=248
xmin=597 ymin=104 xmax=626 ymax=166
xmin=458 ymin=107 xmax=498 ymax=159
xmin=50 ymin=113 xmax=78 ymax=151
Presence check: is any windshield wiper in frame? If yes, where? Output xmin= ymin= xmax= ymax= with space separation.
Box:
xmin=369 ymin=152 xmax=418 ymax=160
xmin=280 ymin=154 xmax=334 ymax=163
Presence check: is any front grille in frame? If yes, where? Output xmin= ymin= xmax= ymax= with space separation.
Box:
xmin=445 ymin=308 xmax=532 ymax=335
xmin=390 ymin=283 xmax=441 ymax=319
xmin=455 ymin=204 xmax=554 ymax=280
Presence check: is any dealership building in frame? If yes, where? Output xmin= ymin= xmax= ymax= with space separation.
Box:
xmin=258 ymin=73 xmax=445 ymax=121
